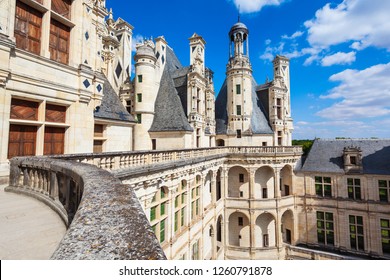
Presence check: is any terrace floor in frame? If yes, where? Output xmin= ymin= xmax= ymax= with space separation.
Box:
xmin=0 ymin=184 xmax=66 ymax=259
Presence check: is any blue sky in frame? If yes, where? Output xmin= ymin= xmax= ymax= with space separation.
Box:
xmin=107 ymin=0 xmax=390 ymax=140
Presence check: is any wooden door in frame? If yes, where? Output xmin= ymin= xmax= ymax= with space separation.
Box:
xmin=8 ymin=124 xmax=37 ymax=158
xmin=44 ymin=127 xmax=65 ymax=155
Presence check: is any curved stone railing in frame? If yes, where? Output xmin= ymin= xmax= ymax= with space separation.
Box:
xmin=6 ymin=156 xmax=166 ymax=260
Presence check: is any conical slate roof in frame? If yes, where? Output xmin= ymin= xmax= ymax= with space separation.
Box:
xmin=149 ymin=47 xmax=193 ymax=132
xmin=94 ymin=76 xmax=135 ymax=123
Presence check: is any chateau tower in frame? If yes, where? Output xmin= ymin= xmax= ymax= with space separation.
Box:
xmin=270 ymin=55 xmax=293 ymax=146
xmin=226 ymin=21 xmax=253 ymax=138
xmin=133 ymin=40 xmax=158 ymax=150
xmin=187 ymin=34 xmax=215 ymax=147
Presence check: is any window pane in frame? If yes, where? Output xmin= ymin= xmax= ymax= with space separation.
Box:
xmin=315 ymin=184 xmax=322 ymax=196
xmin=324 ymin=185 xmax=332 ymax=197
xmin=315 ymin=176 xmax=322 ymax=183
xmin=379 ymin=180 xmax=387 ymax=188
xmin=150 ymin=206 xmax=156 ymax=221
xmin=324 ymin=177 xmax=331 ymax=184
xmin=325 ymin=212 xmax=333 ymax=220
xmin=317 ymin=211 xmax=324 ymax=220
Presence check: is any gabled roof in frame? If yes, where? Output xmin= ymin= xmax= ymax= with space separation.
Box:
xmin=215 ymin=78 xmax=273 ymax=135
xmin=149 ymin=48 xmax=193 ymax=132
xmin=94 ymin=77 xmax=135 ymax=123
xmin=300 ymin=139 xmax=390 ymax=175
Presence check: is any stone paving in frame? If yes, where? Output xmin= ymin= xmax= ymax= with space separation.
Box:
xmin=0 ymin=184 xmax=66 ymax=260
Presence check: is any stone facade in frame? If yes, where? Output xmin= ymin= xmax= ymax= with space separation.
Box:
xmin=0 ymin=0 xmax=135 ymax=181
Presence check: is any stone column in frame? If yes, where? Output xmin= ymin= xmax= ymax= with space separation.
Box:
xmin=249 ymin=168 xmax=256 ymax=199
xmin=211 ymin=171 xmax=217 ymax=205
xmin=274 ymin=168 xmax=281 ymax=198
xmin=40 ymin=6 xmax=51 ymax=59
xmin=368 ymin=213 xmax=380 ymax=255
xmin=224 ymin=218 xmax=229 ymax=257
xmin=250 ymin=210 xmax=255 ymax=259
xmin=222 ymin=167 xmax=229 ymax=199
xmin=337 ymin=209 xmax=347 ymax=249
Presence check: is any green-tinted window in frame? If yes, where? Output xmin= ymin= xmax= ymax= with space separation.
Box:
xmin=160 ymin=219 xmax=165 ymax=242
xmin=136 ymin=113 xmax=142 ymax=124
xmin=349 ymin=215 xmax=364 ymax=251
xmin=236 ymin=84 xmax=241 ymax=95
xmin=181 ymin=207 xmax=185 ymax=227
xmin=379 ymin=180 xmax=389 ymax=202
xmin=175 ymin=196 xmax=179 ymax=208
xmin=137 ymin=75 xmax=142 ymax=83
xmin=160 ymin=188 xmax=166 ymax=199
xmin=150 ymin=206 xmax=157 ymax=221
xmin=381 ymin=219 xmax=390 ymax=254
xmin=160 ymin=202 xmax=166 ymax=216
xmin=174 ymin=211 xmax=178 ymax=232
xmin=315 ymin=176 xmax=332 ymax=197
xmin=137 ymin=93 xmax=142 ymax=102
xmin=348 ymin=178 xmax=361 ymax=200
xmin=317 ymin=211 xmax=334 ymax=246
xmin=236 ymin=105 xmax=242 ymax=115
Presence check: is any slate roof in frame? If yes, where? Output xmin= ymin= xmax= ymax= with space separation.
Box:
xmin=300 ymin=139 xmax=390 ymax=175
xmin=149 ymin=47 xmax=193 ymax=132
xmin=94 ymin=77 xmax=135 ymax=123
xmin=215 ymin=78 xmax=273 ymax=135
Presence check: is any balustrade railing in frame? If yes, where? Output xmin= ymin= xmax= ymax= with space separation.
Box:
xmin=48 ymin=146 xmax=301 ymax=172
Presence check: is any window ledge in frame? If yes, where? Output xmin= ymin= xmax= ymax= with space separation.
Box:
xmin=51 ymin=11 xmax=75 ymax=28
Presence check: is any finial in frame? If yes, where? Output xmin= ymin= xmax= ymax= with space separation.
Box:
xmin=109 ymin=8 xmax=113 ymax=19
xmin=238 ymin=5 xmax=241 ymax=22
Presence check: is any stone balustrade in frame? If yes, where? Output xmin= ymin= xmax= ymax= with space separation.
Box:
xmin=48 ymin=146 xmax=301 ymax=171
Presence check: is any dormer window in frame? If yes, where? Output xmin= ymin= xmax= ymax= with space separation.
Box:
xmin=343 ymin=146 xmax=363 ymax=173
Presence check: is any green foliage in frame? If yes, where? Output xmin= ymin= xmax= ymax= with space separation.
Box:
xmin=292 ymin=139 xmax=314 ymax=156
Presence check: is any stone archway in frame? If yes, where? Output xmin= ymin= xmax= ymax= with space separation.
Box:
xmin=255 ymin=213 xmax=276 ymax=248
xmin=228 ymin=212 xmax=250 ymax=247
xmin=203 ymin=170 xmax=212 ymax=208
xmin=281 ymin=210 xmax=294 ymax=244
xmin=280 ymin=165 xmax=293 ymax=197
xmin=216 ymin=215 xmax=223 ymax=251
xmin=254 ymin=166 xmax=275 ymax=199
xmin=228 ymin=166 xmax=249 ymax=198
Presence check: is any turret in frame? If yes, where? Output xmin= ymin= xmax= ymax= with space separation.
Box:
xmin=226 ymin=21 xmax=253 ymax=137
xmin=270 ymin=55 xmax=293 ymax=146
xmin=133 ymin=40 xmax=158 ymax=150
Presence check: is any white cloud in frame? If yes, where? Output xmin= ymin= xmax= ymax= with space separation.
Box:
xmin=131 ymin=34 xmax=144 ymax=52
xmin=316 ymin=63 xmax=390 ymax=119
xmin=231 ymin=0 xmax=286 ymax=14
xmin=321 ymin=51 xmax=356 ymax=66
xmin=305 ymin=0 xmax=390 ymax=51
xmin=282 ymin=31 xmax=304 ymax=40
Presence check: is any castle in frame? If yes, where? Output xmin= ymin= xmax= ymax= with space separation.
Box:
xmin=0 ymin=1 xmax=389 ymax=260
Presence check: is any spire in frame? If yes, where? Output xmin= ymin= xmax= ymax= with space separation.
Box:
xmin=238 ymin=5 xmax=241 ymax=22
